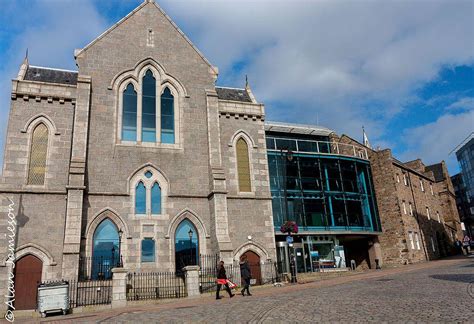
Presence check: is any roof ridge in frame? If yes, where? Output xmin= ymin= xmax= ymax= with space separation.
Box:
xmin=75 ymin=0 xmax=217 ymax=75
xmin=29 ymin=65 xmax=78 ymax=73
xmin=215 ymin=86 xmax=246 ymax=91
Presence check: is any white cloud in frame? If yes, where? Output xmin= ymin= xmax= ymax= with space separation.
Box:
xmin=0 ymin=0 xmax=109 ymax=173
xmin=446 ymin=97 xmax=474 ymax=111
xmin=0 ymin=0 xmax=472 ymax=174
xmin=161 ymin=0 xmax=473 ymax=142
xmin=399 ymin=110 xmax=474 ymax=172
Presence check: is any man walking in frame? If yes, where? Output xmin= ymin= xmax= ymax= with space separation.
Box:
xmin=240 ymin=255 xmax=252 ymax=296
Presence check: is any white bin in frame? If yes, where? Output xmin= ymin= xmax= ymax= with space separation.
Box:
xmin=37 ymin=281 xmax=69 ymax=317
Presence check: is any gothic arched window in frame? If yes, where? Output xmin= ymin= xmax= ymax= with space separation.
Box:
xmin=236 ymin=138 xmax=251 ymax=192
xmin=142 ymin=70 xmax=156 ymax=142
xmin=27 ymin=123 xmax=49 ymax=185
xmin=92 ymin=218 xmax=119 ymax=279
xmin=175 ymin=219 xmax=198 ymax=271
xmin=135 ymin=181 xmax=146 ymax=214
xmin=161 ymin=87 xmax=174 ymax=143
xmin=151 ymin=182 xmax=161 ymax=214
xmin=122 ymin=83 xmax=137 ymax=141
xmin=132 ymin=169 xmax=165 ymax=216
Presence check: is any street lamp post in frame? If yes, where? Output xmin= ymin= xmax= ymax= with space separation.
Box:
xmin=280 ymin=148 xmax=297 ymax=283
xmin=188 ymin=228 xmax=194 ymax=266
xmin=118 ymin=228 xmax=123 ymax=267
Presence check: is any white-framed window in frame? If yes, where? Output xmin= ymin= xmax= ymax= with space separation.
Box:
xmin=420 ymin=179 xmax=424 ymax=192
xmin=403 ymin=173 xmax=408 ymax=186
xmin=436 ymin=211 xmax=440 ymax=223
xmin=430 ymin=183 xmax=434 ymax=195
xmin=431 ymin=236 xmax=436 ymax=252
xmin=130 ymin=167 xmax=168 ymax=217
xmin=396 ymin=174 xmax=400 ymax=183
xmin=409 ymin=202 xmax=413 ymax=216
xmin=414 ymin=232 xmax=421 ymax=250
xmin=408 ymin=232 xmax=415 ymax=250
xmin=426 ymin=207 xmax=430 ymax=220
xmin=115 ymin=62 xmax=183 ymax=148
xmin=402 ymin=201 xmax=407 ymax=215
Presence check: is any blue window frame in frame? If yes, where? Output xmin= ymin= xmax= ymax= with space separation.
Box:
xmin=161 ymin=87 xmax=174 ymax=143
xmin=122 ymin=83 xmax=137 ymax=141
xmin=141 ymin=238 xmax=155 ymax=262
xmin=151 ymin=182 xmax=161 ymax=214
xmin=142 ymin=70 xmax=156 ymax=142
xmin=135 ymin=181 xmax=146 ymax=214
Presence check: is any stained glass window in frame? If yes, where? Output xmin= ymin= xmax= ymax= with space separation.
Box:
xmin=27 ymin=123 xmax=48 ymax=185
xmin=236 ymin=138 xmax=251 ymax=192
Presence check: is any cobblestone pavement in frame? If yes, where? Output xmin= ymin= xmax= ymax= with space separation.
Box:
xmin=20 ymin=257 xmax=474 ymax=323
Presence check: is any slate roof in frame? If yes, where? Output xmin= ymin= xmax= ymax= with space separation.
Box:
xmin=215 ymin=87 xmax=252 ymax=103
xmin=24 ymin=66 xmax=78 ymax=85
xmin=425 ymin=163 xmax=445 ymax=182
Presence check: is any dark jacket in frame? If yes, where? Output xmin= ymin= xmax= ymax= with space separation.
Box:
xmin=240 ymin=261 xmax=251 ymax=280
xmin=217 ymin=265 xmax=227 ymax=279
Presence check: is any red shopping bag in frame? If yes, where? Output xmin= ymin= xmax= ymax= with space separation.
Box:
xmin=226 ymin=279 xmax=237 ymax=289
xmin=216 ymin=279 xmax=227 ymax=285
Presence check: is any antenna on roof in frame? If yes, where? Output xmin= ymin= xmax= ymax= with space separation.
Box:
xmin=25 ymin=48 xmax=28 ymax=60
xmin=245 ymin=74 xmax=249 ymax=89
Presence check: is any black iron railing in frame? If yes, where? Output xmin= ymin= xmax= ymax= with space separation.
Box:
xmin=78 ymin=256 xmax=122 ymax=281
xmin=126 ymin=272 xmax=187 ymax=301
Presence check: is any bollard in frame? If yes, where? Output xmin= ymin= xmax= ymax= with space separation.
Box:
xmin=350 ymin=260 xmax=356 ymax=271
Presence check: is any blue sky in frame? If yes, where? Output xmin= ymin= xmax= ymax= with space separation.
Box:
xmin=0 ymin=0 xmax=472 ymax=175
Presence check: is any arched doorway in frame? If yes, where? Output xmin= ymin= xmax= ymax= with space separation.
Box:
xmin=242 ymin=250 xmax=262 ymax=285
xmin=175 ymin=219 xmax=198 ymax=271
xmin=14 ymin=255 xmax=42 ymax=310
xmin=92 ymin=218 xmax=119 ymax=279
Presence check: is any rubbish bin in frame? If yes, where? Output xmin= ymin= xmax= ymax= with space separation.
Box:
xmin=37 ymin=281 xmax=69 ymax=317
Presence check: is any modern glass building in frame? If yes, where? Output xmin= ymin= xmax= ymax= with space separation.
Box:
xmin=265 ymin=122 xmax=382 ymax=273
xmin=454 ymin=133 xmax=474 ymax=236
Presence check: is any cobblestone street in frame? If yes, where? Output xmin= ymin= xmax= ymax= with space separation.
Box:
xmin=25 ymin=257 xmax=473 ymax=324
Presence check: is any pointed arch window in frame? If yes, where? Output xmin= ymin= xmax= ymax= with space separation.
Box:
xmin=132 ymin=169 xmax=166 ymax=217
xmin=142 ymin=70 xmax=156 ymax=142
xmin=92 ymin=218 xmax=119 ymax=279
xmin=151 ymin=182 xmax=161 ymax=214
xmin=27 ymin=123 xmax=49 ymax=185
xmin=161 ymin=87 xmax=175 ymax=143
xmin=175 ymin=219 xmax=198 ymax=271
xmin=236 ymin=138 xmax=251 ymax=192
xmin=122 ymin=83 xmax=137 ymax=141
xmin=135 ymin=181 xmax=146 ymax=214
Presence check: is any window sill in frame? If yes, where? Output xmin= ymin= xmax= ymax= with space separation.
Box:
xmin=116 ymin=141 xmax=182 ymax=150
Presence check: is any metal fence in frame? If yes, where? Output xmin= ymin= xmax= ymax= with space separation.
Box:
xmin=37 ymin=279 xmax=112 ymax=309
xmin=126 ymin=272 xmax=187 ymax=301
xmin=78 ymin=256 xmax=122 ymax=281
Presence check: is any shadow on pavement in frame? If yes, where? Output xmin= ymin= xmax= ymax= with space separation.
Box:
xmin=430 ymin=274 xmax=474 ymax=283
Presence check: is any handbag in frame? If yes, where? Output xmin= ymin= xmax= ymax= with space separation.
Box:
xmin=226 ymin=279 xmax=237 ymax=289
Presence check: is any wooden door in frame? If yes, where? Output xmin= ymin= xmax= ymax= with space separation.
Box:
xmin=243 ymin=251 xmax=261 ymax=285
xmin=14 ymin=255 xmax=42 ymax=310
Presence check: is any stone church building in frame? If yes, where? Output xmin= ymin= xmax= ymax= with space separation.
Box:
xmin=0 ymin=0 xmax=276 ymax=309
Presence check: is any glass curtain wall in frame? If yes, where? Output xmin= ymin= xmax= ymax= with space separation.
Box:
xmin=268 ymin=152 xmax=380 ymax=232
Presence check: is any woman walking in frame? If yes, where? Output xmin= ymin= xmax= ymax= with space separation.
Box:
xmin=216 ymin=261 xmax=235 ymax=300
xmin=240 ymin=255 xmax=252 ymax=296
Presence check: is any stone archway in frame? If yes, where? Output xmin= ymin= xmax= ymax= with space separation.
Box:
xmin=242 ymin=250 xmax=262 ymax=285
